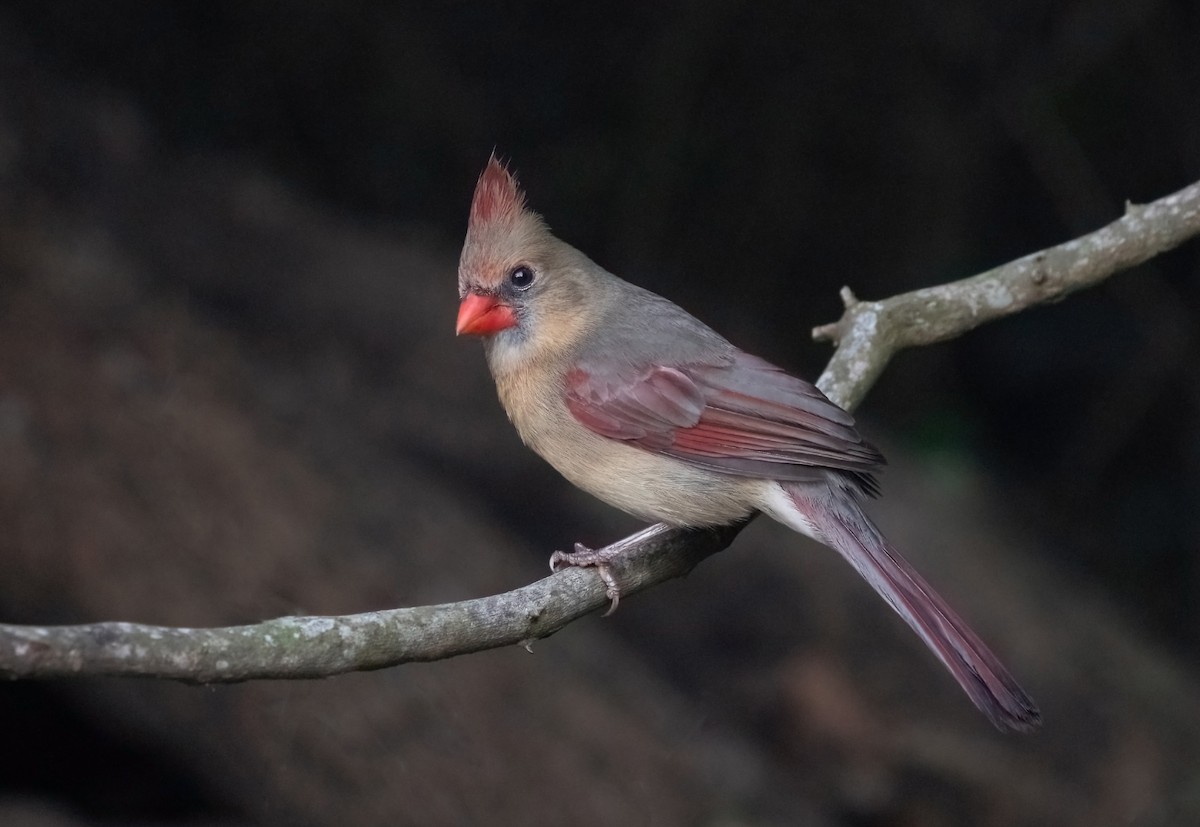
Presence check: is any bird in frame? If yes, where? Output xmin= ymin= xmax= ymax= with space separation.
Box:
xmin=454 ymin=154 xmax=1040 ymax=732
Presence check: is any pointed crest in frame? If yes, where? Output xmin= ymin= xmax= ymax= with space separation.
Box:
xmin=469 ymin=153 xmax=526 ymax=231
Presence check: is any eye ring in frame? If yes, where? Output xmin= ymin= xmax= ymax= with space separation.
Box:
xmin=508 ymin=265 xmax=535 ymax=290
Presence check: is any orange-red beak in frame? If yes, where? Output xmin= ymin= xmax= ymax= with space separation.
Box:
xmin=456 ymin=292 xmax=518 ymax=336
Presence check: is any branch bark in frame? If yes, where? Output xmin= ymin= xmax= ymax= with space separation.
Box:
xmin=813 ymin=181 xmax=1200 ymax=410
xmin=2 ymin=179 xmax=1198 ymax=682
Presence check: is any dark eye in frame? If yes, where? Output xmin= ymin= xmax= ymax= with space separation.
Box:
xmin=508 ymin=265 xmax=535 ymax=290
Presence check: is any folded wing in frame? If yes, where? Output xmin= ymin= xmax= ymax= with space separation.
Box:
xmin=566 ymin=351 xmax=884 ymax=489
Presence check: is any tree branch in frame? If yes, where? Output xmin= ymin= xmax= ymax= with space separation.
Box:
xmin=813 ymin=180 xmax=1200 ymax=410
xmin=0 ymin=522 xmax=746 ymax=680
xmin=2 ymin=179 xmax=1198 ymax=682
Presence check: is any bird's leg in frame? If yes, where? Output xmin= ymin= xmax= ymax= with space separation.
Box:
xmin=549 ymin=542 xmax=626 ymax=615
xmin=548 ymin=523 xmax=679 ymax=615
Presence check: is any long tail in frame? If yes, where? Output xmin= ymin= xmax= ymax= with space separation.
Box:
xmin=766 ymin=482 xmax=1041 ymax=732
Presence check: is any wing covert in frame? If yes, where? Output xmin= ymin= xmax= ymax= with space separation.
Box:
xmin=565 ymin=352 xmax=884 ymax=483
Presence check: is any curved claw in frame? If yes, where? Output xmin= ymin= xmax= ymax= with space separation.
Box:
xmin=596 ymin=565 xmax=621 ymax=616
xmin=548 ymin=542 xmax=624 ymax=614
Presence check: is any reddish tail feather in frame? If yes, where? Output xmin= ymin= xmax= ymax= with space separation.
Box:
xmin=782 ymin=483 xmax=1041 ymax=732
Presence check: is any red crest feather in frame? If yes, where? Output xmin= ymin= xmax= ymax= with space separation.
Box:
xmin=469 ymin=153 xmax=525 ymax=230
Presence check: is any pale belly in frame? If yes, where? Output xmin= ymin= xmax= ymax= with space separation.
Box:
xmin=490 ymin=353 xmax=762 ymax=527
xmin=529 ymin=420 xmax=761 ymax=527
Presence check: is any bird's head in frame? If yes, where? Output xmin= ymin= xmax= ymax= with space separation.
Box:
xmin=456 ymin=155 xmax=601 ymax=365
xmin=455 ymin=154 xmax=549 ymax=339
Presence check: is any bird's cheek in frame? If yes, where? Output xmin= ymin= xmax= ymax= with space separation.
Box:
xmin=456 ymin=293 xmax=518 ymax=336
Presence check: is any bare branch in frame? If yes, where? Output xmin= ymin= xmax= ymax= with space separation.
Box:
xmin=2 ymin=179 xmax=1198 ymax=682
xmin=813 ymin=180 xmax=1200 ymax=410
xmin=1 ymin=522 xmax=747 ymax=680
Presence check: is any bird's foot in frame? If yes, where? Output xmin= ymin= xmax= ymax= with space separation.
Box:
xmin=549 ymin=542 xmax=624 ymax=615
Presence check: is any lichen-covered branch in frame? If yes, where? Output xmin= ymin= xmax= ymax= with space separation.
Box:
xmin=0 ymin=522 xmax=746 ymax=680
xmin=814 ymin=180 xmax=1200 ymax=410
xmin=1 ymin=178 xmax=1198 ymax=683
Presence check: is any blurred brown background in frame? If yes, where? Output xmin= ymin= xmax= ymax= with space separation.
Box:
xmin=1 ymin=3 xmax=1198 ymax=825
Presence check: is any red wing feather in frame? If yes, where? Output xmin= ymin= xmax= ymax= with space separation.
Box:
xmin=565 ymin=352 xmax=884 ymax=481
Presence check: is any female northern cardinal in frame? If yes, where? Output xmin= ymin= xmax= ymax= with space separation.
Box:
xmin=456 ymin=155 xmax=1040 ymax=732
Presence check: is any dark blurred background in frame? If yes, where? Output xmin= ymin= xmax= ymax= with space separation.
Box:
xmin=1 ymin=3 xmax=1198 ymax=826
